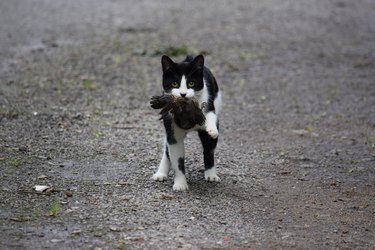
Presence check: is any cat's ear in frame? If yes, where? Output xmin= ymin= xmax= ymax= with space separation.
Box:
xmin=161 ymin=55 xmax=175 ymax=73
xmin=192 ymin=54 xmax=204 ymax=69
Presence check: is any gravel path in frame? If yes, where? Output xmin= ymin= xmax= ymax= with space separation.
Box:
xmin=1 ymin=0 xmax=374 ymax=249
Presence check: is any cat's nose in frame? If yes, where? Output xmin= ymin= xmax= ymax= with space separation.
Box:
xmin=180 ymin=93 xmax=186 ymax=97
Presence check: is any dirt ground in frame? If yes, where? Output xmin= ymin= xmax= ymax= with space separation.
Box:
xmin=0 ymin=0 xmax=374 ymax=249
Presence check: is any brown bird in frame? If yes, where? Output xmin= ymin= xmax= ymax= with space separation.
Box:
xmin=150 ymin=94 xmax=206 ymax=129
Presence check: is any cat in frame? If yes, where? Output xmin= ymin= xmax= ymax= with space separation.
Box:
xmin=152 ymin=54 xmax=222 ymax=191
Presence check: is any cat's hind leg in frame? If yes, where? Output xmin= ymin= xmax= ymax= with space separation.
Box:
xmin=152 ymin=141 xmax=170 ymax=181
xmin=198 ymin=129 xmax=220 ymax=182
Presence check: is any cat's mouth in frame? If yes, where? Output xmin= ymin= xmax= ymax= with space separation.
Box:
xmin=172 ymin=93 xmax=191 ymax=99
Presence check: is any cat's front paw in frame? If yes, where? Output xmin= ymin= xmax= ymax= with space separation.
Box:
xmin=152 ymin=172 xmax=168 ymax=181
xmin=205 ymin=175 xmax=221 ymax=182
xmin=206 ymin=127 xmax=219 ymax=139
xmin=205 ymin=169 xmax=221 ymax=182
xmin=173 ymin=179 xmax=189 ymax=191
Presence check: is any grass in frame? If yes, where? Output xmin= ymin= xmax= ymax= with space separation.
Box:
xmin=93 ymin=129 xmax=104 ymax=138
xmin=49 ymin=201 xmax=60 ymax=217
xmin=82 ymin=79 xmax=94 ymax=90
xmin=32 ymin=208 xmax=43 ymax=221
xmin=93 ymin=109 xmax=102 ymax=116
xmin=17 ymin=209 xmax=31 ymax=222
xmin=8 ymin=158 xmax=21 ymax=168
xmin=14 ymin=207 xmax=42 ymax=222
xmin=153 ymin=45 xmax=190 ymax=56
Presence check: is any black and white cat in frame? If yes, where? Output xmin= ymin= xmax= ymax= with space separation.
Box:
xmin=152 ymin=54 xmax=222 ymax=191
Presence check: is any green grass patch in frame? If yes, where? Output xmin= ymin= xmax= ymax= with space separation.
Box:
xmin=8 ymin=158 xmax=21 ymax=168
xmin=14 ymin=207 xmax=44 ymax=222
xmin=154 ymin=45 xmax=190 ymax=56
xmin=49 ymin=201 xmax=60 ymax=217
xmin=32 ymin=208 xmax=43 ymax=220
xmin=93 ymin=129 xmax=104 ymax=138
xmin=82 ymin=79 xmax=94 ymax=90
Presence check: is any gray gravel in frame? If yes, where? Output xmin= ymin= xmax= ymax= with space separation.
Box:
xmin=1 ymin=0 xmax=374 ymax=249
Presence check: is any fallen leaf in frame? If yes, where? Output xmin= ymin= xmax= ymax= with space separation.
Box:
xmin=223 ymin=235 xmax=231 ymax=241
xmin=34 ymin=185 xmax=50 ymax=192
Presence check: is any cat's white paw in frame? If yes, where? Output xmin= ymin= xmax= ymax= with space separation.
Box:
xmin=206 ymin=127 xmax=219 ymax=139
xmin=173 ymin=179 xmax=189 ymax=191
xmin=205 ymin=168 xmax=221 ymax=182
xmin=152 ymin=172 xmax=168 ymax=181
xmin=205 ymin=175 xmax=221 ymax=182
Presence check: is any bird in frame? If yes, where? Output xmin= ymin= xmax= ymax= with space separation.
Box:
xmin=150 ymin=94 xmax=206 ymax=130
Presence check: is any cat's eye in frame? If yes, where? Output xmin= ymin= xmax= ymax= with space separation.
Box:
xmin=171 ymin=82 xmax=179 ymax=88
xmin=188 ymin=82 xmax=195 ymax=88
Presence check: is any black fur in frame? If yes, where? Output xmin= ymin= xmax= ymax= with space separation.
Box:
xmin=178 ymin=157 xmax=185 ymax=174
xmin=161 ymin=55 xmax=205 ymax=94
xmin=202 ymin=68 xmax=219 ymax=112
xmin=165 ymin=144 xmax=170 ymax=160
xmin=198 ymin=130 xmax=218 ymax=170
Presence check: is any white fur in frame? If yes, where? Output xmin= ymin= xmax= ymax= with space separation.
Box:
xmin=214 ymin=91 xmax=222 ymax=115
xmin=205 ymin=167 xmax=221 ymax=182
xmin=169 ymin=126 xmax=189 ymax=191
xmin=205 ymin=112 xmax=219 ymax=139
xmin=179 ymin=75 xmax=188 ymax=96
xmin=173 ymin=175 xmax=189 ymax=191
xmin=200 ymin=80 xmax=222 ymax=115
xmin=152 ymin=138 xmax=170 ymax=181
xmin=200 ymin=82 xmax=209 ymax=104
xmin=171 ymin=75 xmax=194 ymax=98
xmin=201 ymin=82 xmax=221 ymax=139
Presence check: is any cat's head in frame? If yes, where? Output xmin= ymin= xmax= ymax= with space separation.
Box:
xmin=161 ymin=55 xmax=204 ymax=99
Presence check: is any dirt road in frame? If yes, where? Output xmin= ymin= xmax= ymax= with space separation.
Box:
xmin=1 ymin=0 xmax=374 ymax=249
